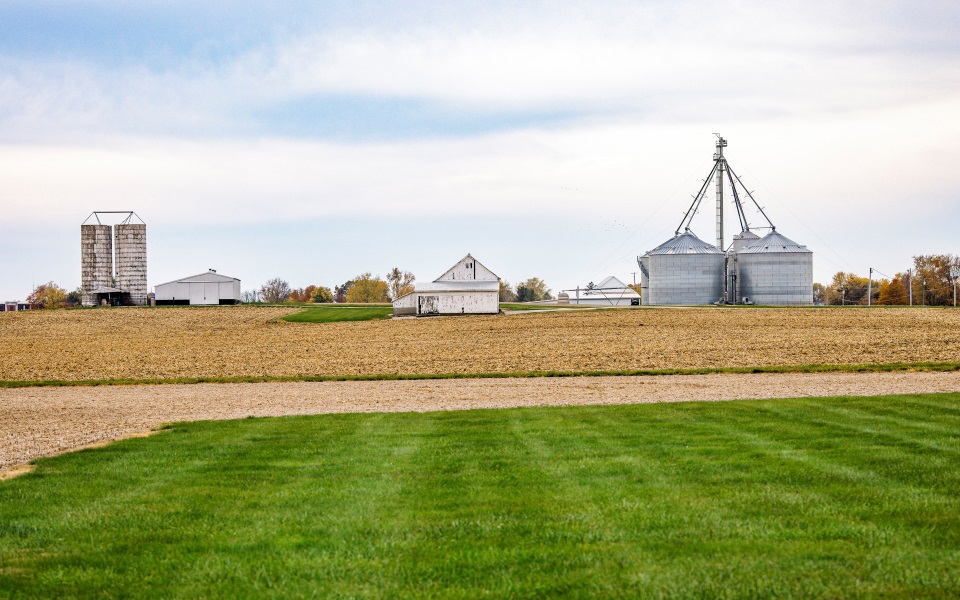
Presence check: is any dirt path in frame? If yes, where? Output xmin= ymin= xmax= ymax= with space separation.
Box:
xmin=3 ymin=371 xmax=960 ymax=474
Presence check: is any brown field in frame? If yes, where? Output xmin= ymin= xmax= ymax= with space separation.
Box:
xmin=2 ymin=306 xmax=960 ymax=382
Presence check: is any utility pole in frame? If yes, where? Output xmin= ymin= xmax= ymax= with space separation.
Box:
xmin=952 ymin=267 xmax=960 ymax=307
xmin=631 ymin=272 xmax=637 ymax=285
xmin=868 ymin=268 xmax=873 ymax=307
xmin=908 ymin=269 xmax=913 ymax=306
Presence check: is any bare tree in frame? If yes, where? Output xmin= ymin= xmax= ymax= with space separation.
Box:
xmin=240 ymin=289 xmax=260 ymax=303
xmin=386 ymin=267 xmax=416 ymax=300
xmin=259 ymin=278 xmax=291 ymax=303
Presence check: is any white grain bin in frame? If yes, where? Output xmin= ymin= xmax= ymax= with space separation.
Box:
xmin=642 ymin=231 xmax=725 ymax=305
xmin=736 ymin=231 xmax=813 ymax=305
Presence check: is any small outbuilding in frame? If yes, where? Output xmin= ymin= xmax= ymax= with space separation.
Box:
xmin=155 ymin=270 xmax=241 ymax=306
xmin=568 ymin=276 xmax=641 ymax=306
xmin=393 ymin=254 xmax=500 ymax=316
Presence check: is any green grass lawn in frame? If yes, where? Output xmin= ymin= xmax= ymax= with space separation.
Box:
xmin=3 ymin=394 xmax=959 ymax=597
xmin=281 ymin=305 xmax=394 ymax=323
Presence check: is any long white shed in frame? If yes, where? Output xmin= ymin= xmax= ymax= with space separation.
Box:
xmin=393 ymin=254 xmax=500 ymax=316
xmin=155 ymin=270 xmax=241 ymax=306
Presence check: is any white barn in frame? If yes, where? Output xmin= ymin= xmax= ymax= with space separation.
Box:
xmin=393 ymin=254 xmax=500 ymax=316
xmin=155 ymin=270 xmax=241 ymax=306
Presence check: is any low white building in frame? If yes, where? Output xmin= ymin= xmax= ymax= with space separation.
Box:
xmin=155 ymin=270 xmax=241 ymax=306
xmin=393 ymin=254 xmax=500 ymax=316
xmin=562 ymin=275 xmax=641 ymax=306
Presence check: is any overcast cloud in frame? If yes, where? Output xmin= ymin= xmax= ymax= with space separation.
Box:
xmin=1 ymin=1 xmax=958 ymax=298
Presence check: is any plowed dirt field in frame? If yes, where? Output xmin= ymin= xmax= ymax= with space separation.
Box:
xmin=2 ymin=306 xmax=959 ymax=382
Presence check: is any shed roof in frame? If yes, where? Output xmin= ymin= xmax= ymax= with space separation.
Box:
xmin=739 ymin=231 xmax=811 ymax=254
xmin=157 ymin=270 xmax=240 ymax=286
xmin=648 ymin=231 xmax=722 ymax=255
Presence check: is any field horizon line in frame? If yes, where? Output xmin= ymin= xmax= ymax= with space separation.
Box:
xmin=2 ymin=361 xmax=959 ymax=389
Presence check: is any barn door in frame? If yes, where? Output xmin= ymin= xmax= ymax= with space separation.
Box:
xmin=418 ymin=296 xmax=439 ymax=315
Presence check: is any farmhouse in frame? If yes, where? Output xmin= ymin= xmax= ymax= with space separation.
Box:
xmin=155 ymin=270 xmax=241 ymax=306
xmin=393 ymin=254 xmax=500 ymax=316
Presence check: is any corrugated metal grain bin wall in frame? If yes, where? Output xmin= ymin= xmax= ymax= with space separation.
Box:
xmin=643 ymin=232 xmax=724 ymax=305
xmin=737 ymin=231 xmax=813 ymax=305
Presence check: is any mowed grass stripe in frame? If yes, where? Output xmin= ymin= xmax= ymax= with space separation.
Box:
xmin=2 ymin=394 xmax=960 ymax=597
xmin=2 ymin=360 xmax=960 ymax=388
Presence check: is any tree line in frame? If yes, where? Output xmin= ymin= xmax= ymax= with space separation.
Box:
xmin=252 ymin=270 xmax=555 ymax=304
xmin=817 ymin=254 xmax=960 ymax=306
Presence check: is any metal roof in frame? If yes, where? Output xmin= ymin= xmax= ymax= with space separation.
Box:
xmin=739 ymin=231 xmax=811 ymax=254
xmin=648 ymin=231 xmax=722 ymax=255
xmin=156 ymin=271 xmax=240 ymax=286
xmin=734 ymin=230 xmax=761 ymax=241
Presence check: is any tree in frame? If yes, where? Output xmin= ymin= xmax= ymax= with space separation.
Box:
xmin=627 ymin=283 xmax=642 ymax=299
xmin=288 ymin=285 xmax=318 ymax=303
xmin=312 ymin=286 xmax=334 ymax=303
xmin=345 ymin=273 xmax=390 ymax=303
xmin=499 ymin=280 xmax=517 ymax=302
xmin=27 ymin=282 xmax=68 ymax=308
xmin=240 ymin=289 xmax=260 ymax=303
xmin=827 ymin=272 xmax=869 ymax=305
xmin=334 ymin=280 xmax=354 ymax=303
xmin=386 ymin=267 xmax=416 ymax=300
xmin=911 ymin=254 xmax=959 ymax=306
xmin=515 ymin=277 xmax=552 ymax=302
xmin=259 ymin=278 xmax=291 ymax=303
xmin=812 ymin=283 xmax=826 ymax=305
xmin=878 ymin=276 xmax=908 ymax=305
xmin=66 ymin=287 xmax=83 ymax=307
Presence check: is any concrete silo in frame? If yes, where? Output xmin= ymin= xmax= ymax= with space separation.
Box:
xmin=81 ymin=212 xmax=147 ymax=306
xmin=81 ymin=224 xmax=114 ymax=306
xmin=736 ymin=231 xmax=813 ymax=305
xmin=114 ymin=223 xmax=148 ymax=305
xmin=642 ymin=232 xmax=725 ymax=305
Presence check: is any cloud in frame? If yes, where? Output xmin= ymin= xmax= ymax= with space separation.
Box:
xmin=1 ymin=1 xmax=958 ymax=141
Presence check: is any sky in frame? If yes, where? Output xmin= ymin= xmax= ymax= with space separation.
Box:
xmin=1 ymin=0 xmax=958 ymax=300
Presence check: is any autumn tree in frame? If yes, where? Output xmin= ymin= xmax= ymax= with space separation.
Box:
xmin=386 ymin=267 xmax=415 ymax=300
xmin=877 ymin=276 xmax=908 ymax=305
xmin=288 ymin=285 xmax=319 ymax=303
xmin=345 ymin=273 xmax=390 ymax=303
xmin=515 ymin=277 xmax=552 ymax=302
xmin=259 ymin=278 xmax=291 ymax=303
xmin=812 ymin=283 xmax=826 ymax=305
xmin=27 ymin=282 xmax=68 ymax=308
xmin=312 ymin=286 xmax=334 ymax=303
xmin=334 ymin=280 xmax=353 ymax=303
xmin=827 ymin=272 xmax=869 ymax=305
xmin=910 ymin=254 xmax=959 ymax=306
xmin=499 ymin=280 xmax=517 ymax=302
xmin=627 ymin=283 xmax=642 ymax=299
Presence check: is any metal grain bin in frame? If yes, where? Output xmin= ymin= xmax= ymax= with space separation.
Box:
xmin=737 ymin=231 xmax=813 ymax=305
xmin=643 ymin=231 xmax=724 ymax=305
